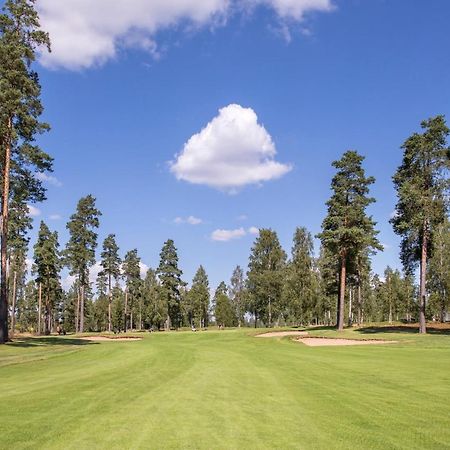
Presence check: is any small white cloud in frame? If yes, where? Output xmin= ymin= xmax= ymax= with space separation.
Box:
xmin=36 ymin=172 xmax=62 ymax=187
xmin=237 ymin=214 xmax=248 ymax=221
xmin=211 ymin=227 xmax=246 ymax=242
xmin=171 ymin=104 xmax=292 ymax=191
xmin=27 ymin=204 xmax=41 ymax=217
xmin=49 ymin=214 xmax=62 ymax=220
xmin=174 ymin=215 xmax=203 ymax=225
xmin=248 ymin=226 xmax=259 ymax=235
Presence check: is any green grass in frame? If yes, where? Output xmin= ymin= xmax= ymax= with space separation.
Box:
xmin=1 ymin=327 xmax=450 ymax=449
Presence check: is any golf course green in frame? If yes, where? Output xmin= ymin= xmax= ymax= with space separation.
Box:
xmin=1 ymin=327 xmax=450 ymax=449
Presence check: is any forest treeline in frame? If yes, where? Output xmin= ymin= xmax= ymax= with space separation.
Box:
xmin=1 ymin=1 xmax=449 ymax=342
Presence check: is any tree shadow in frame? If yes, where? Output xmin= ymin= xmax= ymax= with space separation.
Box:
xmin=357 ymin=325 xmax=450 ymax=335
xmin=7 ymin=336 xmax=97 ymax=348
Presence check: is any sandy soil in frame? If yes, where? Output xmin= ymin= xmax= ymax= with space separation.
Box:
xmin=79 ymin=336 xmax=142 ymax=341
xmin=297 ymin=337 xmax=397 ymax=347
xmin=255 ymin=331 xmax=309 ymax=338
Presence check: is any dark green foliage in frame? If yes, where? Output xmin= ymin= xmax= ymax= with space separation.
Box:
xmin=317 ymin=150 xmax=381 ymax=330
xmin=391 ymin=116 xmax=450 ymax=333
xmin=111 ymin=286 xmax=124 ymax=332
xmin=214 ymin=281 xmax=236 ymax=327
xmin=32 ymin=221 xmax=61 ymax=334
xmin=247 ymin=229 xmax=286 ymax=327
xmin=156 ymin=239 xmax=184 ymax=329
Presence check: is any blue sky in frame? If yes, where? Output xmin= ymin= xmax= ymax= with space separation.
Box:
xmin=23 ymin=0 xmax=450 ymax=289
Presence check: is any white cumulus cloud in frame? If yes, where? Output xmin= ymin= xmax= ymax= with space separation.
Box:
xmin=49 ymin=214 xmax=62 ymax=220
xmin=27 ymin=204 xmax=41 ymax=217
xmin=211 ymin=227 xmax=246 ymax=241
xmin=248 ymin=226 xmax=259 ymax=235
xmin=171 ymin=104 xmax=292 ymax=191
xmin=35 ymin=172 xmax=62 ymax=187
xmin=36 ymin=0 xmax=334 ymax=70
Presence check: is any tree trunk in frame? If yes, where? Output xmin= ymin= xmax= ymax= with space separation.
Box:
xmin=124 ymin=289 xmax=128 ymax=332
xmin=348 ymin=287 xmax=353 ymax=327
xmin=108 ymin=273 xmax=112 ymax=332
xmin=419 ymin=225 xmax=428 ymax=334
xmin=337 ymin=252 xmax=346 ymax=331
xmin=10 ymin=270 xmax=17 ymax=335
xmin=357 ymin=267 xmax=362 ymax=326
xmin=75 ymin=287 xmax=80 ymax=333
xmin=130 ymin=310 xmax=133 ymax=331
xmin=268 ymin=297 xmax=272 ymax=328
xmin=79 ymin=284 xmax=85 ymax=333
xmin=45 ymin=289 xmax=51 ymax=335
xmin=0 ymin=117 xmax=12 ymax=344
xmin=38 ymin=282 xmax=42 ymax=335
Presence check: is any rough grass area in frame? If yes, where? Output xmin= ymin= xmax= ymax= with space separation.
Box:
xmin=1 ymin=326 xmax=450 ymax=449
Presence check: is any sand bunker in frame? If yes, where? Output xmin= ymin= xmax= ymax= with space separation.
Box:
xmin=255 ymin=331 xmax=309 ymax=338
xmin=297 ymin=337 xmax=397 ymax=347
xmin=79 ymin=336 xmax=142 ymax=341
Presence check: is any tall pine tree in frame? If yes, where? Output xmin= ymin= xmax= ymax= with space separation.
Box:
xmin=0 ymin=0 xmax=52 ymax=343
xmin=318 ymin=151 xmax=381 ymax=331
xmin=33 ymin=221 xmax=61 ymax=335
xmin=156 ymin=239 xmax=184 ymax=330
xmin=122 ymin=249 xmax=141 ymax=331
xmin=100 ymin=234 xmax=121 ymax=332
xmin=64 ymin=195 xmax=101 ymax=333
xmin=391 ymin=116 xmax=450 ymax=333
xmin=247 ymin=229 xmax=286 ymax=327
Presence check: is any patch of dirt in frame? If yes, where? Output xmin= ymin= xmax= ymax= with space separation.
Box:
xmin=255 ymin=331 xmax=309 ymax=338
xmin=297 ymin=337 xmax=397 ymax=347
xmin=79 ymin=336 xmax=142 ymax=341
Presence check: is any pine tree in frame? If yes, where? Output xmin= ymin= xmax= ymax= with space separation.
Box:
xmin=229 ymin=266 xmax=245 ymax=327
xmin=32 ymin=221 xmax=61 ymax=335
xmin=64 ymin=195 xmax=101 ymax=333
xmin=142 ymin=268 xmax=165 ymax=330
xmin=391 ymin=116 xmax=450 ymax=333
xmin=0 ymin=0 xmax=52 ymax=343
xmin=282 ymin=227 xmax=315 ymax=325
xmin=99 ymin=234 xmax=121 ymax=332
xmin=247 ymin=229 xmax=286 ymax=327
xmin=156 ymin=239 xmax=184 ymax=330
xmin=188 ymin=265 xmax=210 ymax=328
xmin=317 ymin=151 xmax=381 ymax=331
xmin=214 ymin=281 xmax=236 ymax=327
xmin=122 ymin=249 xmax=141 ymax=331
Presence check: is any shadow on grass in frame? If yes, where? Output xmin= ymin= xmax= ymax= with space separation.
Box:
xmin=357 ymin=325 xmax=450 ymax=335
xmin=7 ymin=337 xmax=97 ymax=348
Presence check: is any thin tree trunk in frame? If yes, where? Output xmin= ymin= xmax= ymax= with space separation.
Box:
xmin=79 ymin=284 xmax=85 ymax=333
xmin=419 ymin=225 xmax=428 ymax=334
xmin=348 ymin=287 xmax=353 ymax=327
xmin=75 ymin=286 xmax=80 ymax=333
xmin=130 ymin=310 xmax=133 ymax=331
xmin=124 ymin=289 xmax=128 ymax=332
xmin=0 ymin=117 xmax=12 ymax=344
xmin=337 ymin=252 xmax=346 ymax=331
xmin=357 ymin=266 xmax=362 ymax=326
xmin=268 ymin=297 xmax=272 ymax=328
xmin=45 ymin=289 xmax=51 ymax=335
xmin=10 ymin=270 xmax=17 ymax=335
xmin=108 ymin=273 xmax=112 ymax=332
xmin=38 ymin=282 xmax=42 ymax=335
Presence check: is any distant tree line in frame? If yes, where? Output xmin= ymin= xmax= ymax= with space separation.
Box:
xmin=1 ymin=1 xmax=449 ymax=342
